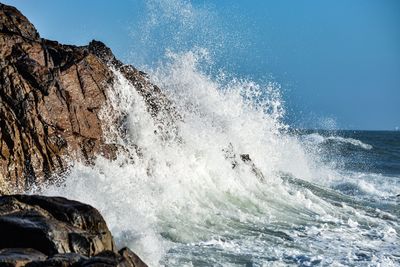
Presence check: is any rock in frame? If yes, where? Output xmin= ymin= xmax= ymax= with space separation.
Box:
xmin=0 ymin=4 xmax=39 ymax=40
xmin=25 ymin=249 xmax=147 ymax=267
xmin=0 ymin=248 xmax=46 ymax=267
xmin=117 ymin=248 xmax=147 ymax=267
xmin=0 ymin=194 xmax=147 ymax=267
xmin=76 ymin=249 xmax=147 ymax=267
xmin=223 ymin=143 xmax=265 ymax=182
xmin=26 ymin=253 xmax=87 ymax=267
xmin=0 ymin=3 xmax=177 ymax=192
xmin=0 ymin=195 xmax=115 ymax=256
xmin=239 ymin=154 xmax=265 ymax=182
xmin=76 ymin=251 xmax=118 ymax=267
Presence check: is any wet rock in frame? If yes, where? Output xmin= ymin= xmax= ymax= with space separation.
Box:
xmin=0 ymin=3 xmax=177 ymax=192
xmin=0 ymin=248 xmax=46 ymax=267
xmin=26 ymin=253 xmax=87 ymax=267
xmin=0 ymin=195 xmax=115 ymax=256
xmin=239 ymin=154 xmax=265 ymax=182
xmin=239 ymin=154 xmax=251 ymax=162
xmin=117 ymin=248 xmax=148 ymax=267
xmin=0 ymin=195 xmax=147 ymax=267
xmin=77 ymin=249 xmax=147 ymax=267
xmin=223 ymin=144 xmax=265 ymax=182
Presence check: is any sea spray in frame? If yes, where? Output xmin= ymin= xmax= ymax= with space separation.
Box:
xmin=40 ymin=50 xmax=399 ymax=266
xmin=39 ymin=0 xmax=399 ymax=265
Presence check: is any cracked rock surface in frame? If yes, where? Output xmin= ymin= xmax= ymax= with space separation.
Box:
xmin=0 ymin=3 xmax=175 ymax=192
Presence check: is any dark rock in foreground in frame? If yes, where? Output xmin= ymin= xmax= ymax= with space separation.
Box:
xmin=0 ymin=194 xmax=147 ymax=267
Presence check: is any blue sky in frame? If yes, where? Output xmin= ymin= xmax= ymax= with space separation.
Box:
xmin=3 ymin=0 xmax=399 ymax=130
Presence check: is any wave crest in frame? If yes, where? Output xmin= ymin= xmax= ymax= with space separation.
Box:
xmin=302 ymin=133 xmax=373 ymax=150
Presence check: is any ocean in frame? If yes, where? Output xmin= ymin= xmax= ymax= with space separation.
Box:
xmin=30 ymin=1 xmax=399 ymax=265
xmin=37 ymin=54 xmax=400 ymax=266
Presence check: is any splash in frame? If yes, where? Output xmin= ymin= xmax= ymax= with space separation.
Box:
xmin=40 ymin=0 xmax=399 ymax=265
xmin=41 ymin=51 xmax=399 ymax=266
xmin=128 ymin=0 xmax=247 ymax=71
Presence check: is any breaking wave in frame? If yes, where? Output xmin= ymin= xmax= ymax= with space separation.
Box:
xmin=39 ymin=51 xmax=400 ymax=266
xmin=38 ymin=0 xmax=399 ymax=266
xmin=302 ymin=133 xmax=373 ymax=150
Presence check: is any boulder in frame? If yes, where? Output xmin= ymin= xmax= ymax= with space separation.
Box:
xmin=0 ymin=194 xmax=147 ymax=267
xmin=0 ymin=248 xmax=46 ymax=267
xmin=0 ymin=195 xmax=115 ymax=256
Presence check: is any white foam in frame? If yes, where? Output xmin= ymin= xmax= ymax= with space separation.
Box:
xmin=302 ymin=133 xmax=373 ymax=150
xmin=38 ymin=0 xmax=399 ymax=264
xmin=39 ymin=52 xmax=399 ymax=265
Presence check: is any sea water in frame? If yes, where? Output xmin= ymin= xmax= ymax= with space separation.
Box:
xmin=39 ymin=52 xmax=400 ymax=266
xmin=39 ymin=1 xmax=399 ymax=266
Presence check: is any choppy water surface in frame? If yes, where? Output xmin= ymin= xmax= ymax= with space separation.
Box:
xmin=39 ymin=1 xmax=399 ymax=266
xmin=40 ymin=57 xmax=399 ymax=266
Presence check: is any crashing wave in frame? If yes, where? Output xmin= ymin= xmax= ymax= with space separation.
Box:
xmin=302 ymin=133 xmax=373 ymax=150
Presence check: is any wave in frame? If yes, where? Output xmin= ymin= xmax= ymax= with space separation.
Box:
xmin=37 ymin=0 xmax=399 ymax=265
xmin=37 ymin=51 xmax=400 ymax=266
xmin=302 ymin=133 xmax=373 ymax=150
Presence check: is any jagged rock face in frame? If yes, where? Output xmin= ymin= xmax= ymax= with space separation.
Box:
xmin=0 ymin=3 xmax=175 ymax=192
xmin=0 ymin=195 xmax=148 ymax=266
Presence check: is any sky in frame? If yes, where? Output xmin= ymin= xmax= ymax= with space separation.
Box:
xmin=3 ymin=0 xmax=400 ymax=130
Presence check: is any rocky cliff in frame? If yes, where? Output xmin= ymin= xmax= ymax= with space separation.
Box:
xmin=0 ymin=3 xmax=176 ymax=266
xmin=0 ymin=3 xmax=175 ymax=192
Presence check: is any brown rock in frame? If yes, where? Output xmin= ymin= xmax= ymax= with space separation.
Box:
xmin=117 ymin=247 xmax=148 ymax=267
xmin=0 ymin=3 xmax=177 ymax=192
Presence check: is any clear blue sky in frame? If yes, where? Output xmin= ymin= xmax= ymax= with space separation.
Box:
xmin=3 ymin=0 xmax=399 ymax=130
